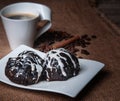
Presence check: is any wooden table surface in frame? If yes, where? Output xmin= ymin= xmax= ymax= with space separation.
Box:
xmin=0 ymin=0 xmax=120 ymax=101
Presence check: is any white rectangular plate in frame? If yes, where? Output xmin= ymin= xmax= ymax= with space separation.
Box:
xmin=0 ymin=45 xmax=104 ymax=98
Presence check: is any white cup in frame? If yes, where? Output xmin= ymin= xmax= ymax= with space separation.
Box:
xmin=0 ymin=2 xmax=52 ymax=50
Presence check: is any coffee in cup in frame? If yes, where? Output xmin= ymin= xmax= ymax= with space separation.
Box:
xmin=0 ymin=2 xmax=52 ymax=50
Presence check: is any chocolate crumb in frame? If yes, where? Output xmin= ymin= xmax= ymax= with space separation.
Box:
xmin=85 ymin=41 xmax=91 ymax=45
xmin=81 ymin=49 xmax=90 ymax=55
xmin=78 ymin=56 xmax=83 ymax=58
xmin=85 ymin=37 xmax=91 ymax=41
xmin=81 ymin=34 xmax=88 ymax=39
xmin=91 ymin=35 xmax=97 ymax=39
xmin=81 ymin=34 xmax=91 ymax=41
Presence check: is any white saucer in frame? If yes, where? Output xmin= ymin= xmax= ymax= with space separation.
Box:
xmin=0 ymin=45 xmax=104 ymax=97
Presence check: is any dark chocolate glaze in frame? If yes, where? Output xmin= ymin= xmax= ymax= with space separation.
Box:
xmin=43 ymin=48 xmax=80 ymax=81
xmin=5 ymin=51 xmax=44 ymax=85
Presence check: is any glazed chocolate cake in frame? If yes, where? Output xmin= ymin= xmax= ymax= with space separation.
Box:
xmin=5 ymin=51 xmax=44 ymax=85
xmin=43 ymin=48 xmax=80 ymax=81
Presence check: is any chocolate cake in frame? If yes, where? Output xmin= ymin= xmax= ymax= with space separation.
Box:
xmin=43 ymin=48 xmax=80 ymax=81
xmin=5 ymin=30 xmax=97 ymax=84
xmin=5 ymin=51 xmax=44 ymax=85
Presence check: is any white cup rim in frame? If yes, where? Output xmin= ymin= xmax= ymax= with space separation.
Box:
xmin=0 ymin=2 xmax=50 ymax=22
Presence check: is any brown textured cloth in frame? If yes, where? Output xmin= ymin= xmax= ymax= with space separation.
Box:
xmin=0 ymin=0 xmax=120 ymax=101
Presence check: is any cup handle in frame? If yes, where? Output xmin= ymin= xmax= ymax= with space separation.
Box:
xmin=35 ymin=4 xmax=52 ymax=39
